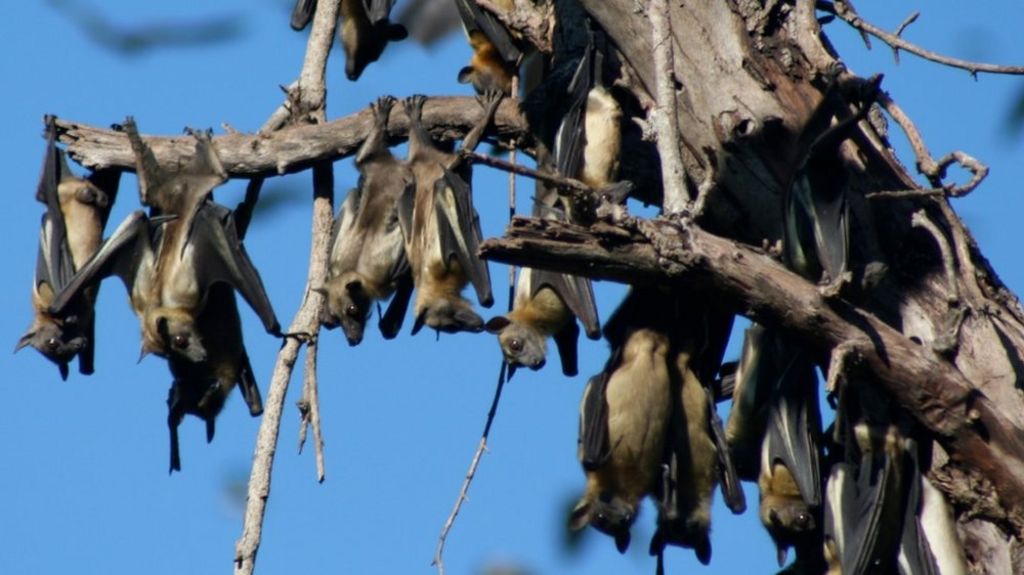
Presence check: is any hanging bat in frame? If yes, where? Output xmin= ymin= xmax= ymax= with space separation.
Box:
xmin=554 ymin=25 xmax=622 ymax=192
xmin=320 ymin=95 xmax=414 ymax=345
xmin=569 ymin=287 xmax=674 ymax=554
xmin=783 ymin=74 xmax=882 ymax=285
xmin=650 ymin=297 xmax=742 ymax=570
xmin=18 ymin=116 xmax=120 ymax=379
xmin=725 ymin=323 xmax=784 ymax=480
xmin=824 ymin=382 xmax=940 ymax=575
xmin=758 ymin=343 xmax=823 ymax=567
xmin=48 ymin=118 xmax=280 ymax=364
xmin=163 ymin=182 xmax=270 ymax=473
xmin=454 ymin=0 xmax=520 ymax=94
xmin=290 ymin=0 xmax=407 ymax=81
xmin=398 ymin=92 xmax=499 ymax=335
xmin=395 ymin=0 xmax=461 ymax=46
xmin=484 ymin=187 xmax=600 ymax=377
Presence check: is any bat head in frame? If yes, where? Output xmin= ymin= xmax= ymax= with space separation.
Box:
xmin=650 ymin=516 xmax=713 ymax=565
xmin=763 ymin=496 xmax=817 ymax=565
xmin=569 ymin=493 xmax=635 ymax=554
xmin=147 ymin=309 xmax=207 ymax=363
xmin=16 ymin=320 xmax=86 ymax=380
xmin=412 ymin=298 xmax=483 ymax=335
xmin=341 ymin=18 xmax=408 ymax=81
xmin=320 ymin=275 xmax=372 ymax=346
xmin=484 ymin=316 xmax=547 ymax=371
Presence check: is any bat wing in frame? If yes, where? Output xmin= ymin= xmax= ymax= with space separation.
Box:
xmin=37 ymin=122 xmax=75 ymax=292
xmin=290 ymin=0 xmax=316 ymax=30
xmin=187 ymin=201 xmax=280 ymax=335
xmin=379 ymin=272 xmax=413 ymax=339
xmin=532 ymin=268 xmax=601 ymax=339
xmin=787 ymin=171 xmax=849 ymax=284
xmin=842 ymin=444 xmax=901 ymax=575
xmin=707 ymin=382 xmax=746 ymax=514
xmin=435 ymin=167 xmax=493 ymax=307
xmin=123 ymin=117 xmax=173 ymax=211
xmin=553 ymin=48 xmax=591 ymax=181
xmin=48 ymin=211 xmax=153 ymax=315
xmin=236 ymin=348 xmax=264 ymax=417
xmin=396 ymin=184 xmax=415 ymax=250
xmin=898 ymin=444 xmax=940 ymax=575
xmin=579 ymin=369 xmax=612 ymax=470
xmin=452 ymin=0 xmax=520 ymax=64
xmin=765 ymin=345 xmax=823 ymax=508
xmin=551 ymin=319 xmax=581 ymax=376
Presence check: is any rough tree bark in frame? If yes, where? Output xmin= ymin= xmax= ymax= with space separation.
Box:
xmin=45 ymin=1 xmax=1024 ymax=573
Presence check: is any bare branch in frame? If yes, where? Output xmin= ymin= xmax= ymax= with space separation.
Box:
xmin=53 ymin=98 xmax=530 ymax=178
xmin=234 ymin=161 xmax=334 ymax=575
xmin=297 ymin=337 xmax=326 ymax=483
xmin=876 ymin=92 xmax=989 ymax=197
xmin=823 ymin=1 xmax=1024 ymax=76
xmin=433 ymin=363 xmax=509 ymax=574
xmin=461 ymin=150 xmax=590 ymax=192
xmin=649 ymin=0 xmax=689 ymax=215
xmin=481 ymin=216 xmax=1024 ymax=535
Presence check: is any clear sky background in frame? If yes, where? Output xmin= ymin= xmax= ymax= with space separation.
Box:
xmin=2 ymin=2 xmax=1023 ymax=574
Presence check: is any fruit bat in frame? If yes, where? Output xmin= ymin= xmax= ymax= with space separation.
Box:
xmin=163 ymin=193 xmax=270 ymax=473
xmin=483 ymin=187 xmax=600 ymax=377
xmin=758 ymin=343 xmax=823 ymax=567
xmin=824 ymin=382 xmax=941 ymax=575
xmin=725 ymin=323 xmax=785 ymax=481
xmin=320 ymin=95 xmax=414 ymax=345
xmin=453 ymin=0 xmax=520 ymax=94
xmin=397 ymin=92 xmax=499 ymax=335
xmin=650 ymin=297 xmax=742 ymax=571
xmin=396 ymin=0 xmax=461 ymax=46
xmin=48 ymin=118 xmax=280 ymax=363
xmin=290 ymin=0 xmax=407 ymax=81
xmin=554 ymin=26 xmax=622 ymax=193
xmin=569 ymin=287 xmax=673 ymax=554
xmin=783 ymin=74 xmax=882 ymax=284
xmin=17 ymin=117 xmax=119 ymax=379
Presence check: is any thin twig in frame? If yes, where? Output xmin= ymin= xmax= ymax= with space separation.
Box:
xmin=462 ymin=150 xmax=590 ymax=192
xmin=233 ymin=0 xmax=338 ymax=569
xmin=306 ymin=337 xmax=326 ymax=482
xmin=824 ymin=1 xmax=1024 ymax=76
xmin=890 ymin=11 xmax=920 ymax=64
xmin=866 ymin=188 xmax=947 ymax=200
xmin=876 ymin=92 xmax=988 ymax=197
xmin=433 ymin=363 xmax=509 ymax=574
xmin=649 ymin=0 xmax=689 ymax=214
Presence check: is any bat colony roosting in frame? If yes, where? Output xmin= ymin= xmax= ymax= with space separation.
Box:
xmin=17 ymin=2 xmax=969 ymax=574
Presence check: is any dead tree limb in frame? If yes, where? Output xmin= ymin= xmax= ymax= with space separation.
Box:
xmin=481 ymin=215 xmax=1024 ymax=535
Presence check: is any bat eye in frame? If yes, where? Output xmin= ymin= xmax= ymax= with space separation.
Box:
xmin=172 ymin=335 xmax=188 ymax=349
xmin=345 ymin=304 xmax=361 ymax=318
xmin=46 ymin=337 xmax=60 ymax=350
xmin=509 ymin=338 xmax=523 ymax=353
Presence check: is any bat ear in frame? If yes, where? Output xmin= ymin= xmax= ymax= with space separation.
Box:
xmin=388 ymin=23 xmax=408 ymax=41
xmin=694 ymin=535 xmax=711 ymax=565
xmin=457 ymin=66 xmax=475 ymax=85
xmin=58 ymin=362 xmax=69 ymax=381
xmin=14 ymin=331 xmax=35 ymax=353
xmin=568 ymin=499 xmax=592 ymax=532
xmin=484 ymin=316 xmax=510 ymax=334
xmin=345 ymin=280 xmax=364 ymax=295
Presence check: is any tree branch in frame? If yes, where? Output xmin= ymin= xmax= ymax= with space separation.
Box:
xmin=649 ymin=0 xmax=688 ymax=214
xmin=53 ymin=98 xmax=530 ymax=177
xmin=822 ymin=1 xmax=1024 ymax=76
xmin=480 ymin=216 xmax=1024 ymax=534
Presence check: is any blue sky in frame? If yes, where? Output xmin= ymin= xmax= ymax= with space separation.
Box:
xmin=2 ymin=2 xmax=1023 ymax=574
